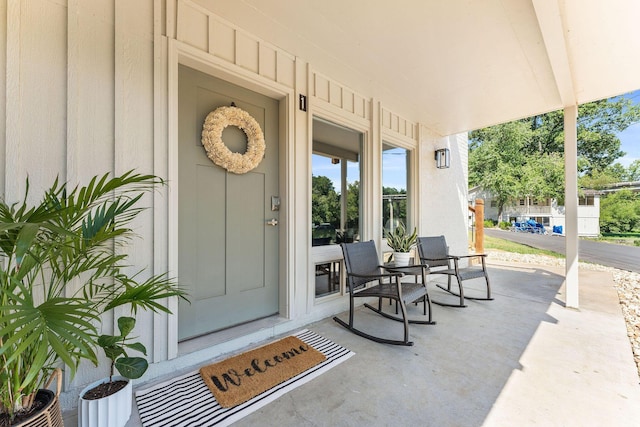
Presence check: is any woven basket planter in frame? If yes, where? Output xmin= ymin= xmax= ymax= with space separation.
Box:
xmin=13 ymin=369 xmax=63 ymax=427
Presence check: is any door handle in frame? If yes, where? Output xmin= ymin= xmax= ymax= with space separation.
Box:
xmin=266 ymin=218 xmax=278 ymax=226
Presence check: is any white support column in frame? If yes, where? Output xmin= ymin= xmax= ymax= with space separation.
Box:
xmin=564 ymin=105 xmax=579 ymax=308
xmin=341 ymin=160 xmax=348 ymax=231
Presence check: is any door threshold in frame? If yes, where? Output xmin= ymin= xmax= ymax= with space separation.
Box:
xmin=177 ymin=314 xmax=287 ymax=356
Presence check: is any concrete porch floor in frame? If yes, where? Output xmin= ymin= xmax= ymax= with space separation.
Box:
xmin=233 ymin=261 xmax=640 ymax=426
xmin=72 ymin=260 xmax=640 ymax=426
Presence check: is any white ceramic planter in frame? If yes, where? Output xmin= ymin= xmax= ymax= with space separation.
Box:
xmin=78 ymin=376 xmax=132 ymax=427
xmin=393 ymin=252 xmax=411 ymax=266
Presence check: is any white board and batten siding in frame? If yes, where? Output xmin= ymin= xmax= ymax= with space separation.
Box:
xmin=176 ymin=0 xmax=296 ymax=91
xmin=1 ymin=0 xmax=470 ymax=411
xmin=1 ymin=0 xmax=163 ymax=407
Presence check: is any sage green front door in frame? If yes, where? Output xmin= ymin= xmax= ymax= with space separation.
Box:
xmin=178 ymin=65 xmax=279 ymax=340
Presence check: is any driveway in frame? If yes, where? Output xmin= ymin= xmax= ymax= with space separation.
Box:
xmin=484 ymin=228 xmax=640 ymax=273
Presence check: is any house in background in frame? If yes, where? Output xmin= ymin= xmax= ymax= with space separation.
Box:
xmin=469 ymin=187 xmax=602 ymax=236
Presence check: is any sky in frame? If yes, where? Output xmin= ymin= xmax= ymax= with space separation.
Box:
xmin=313 ymin=147 xmax=408 ymax=192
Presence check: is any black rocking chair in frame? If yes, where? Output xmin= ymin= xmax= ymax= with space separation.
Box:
xmin=333 ymin=240 xmax=435 ymax=346
xmin=417 ymin=235 xmax=493 ymax=307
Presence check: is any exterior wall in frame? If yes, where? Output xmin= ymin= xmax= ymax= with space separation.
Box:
xmin=420 ymin=132 xmax=470 ymax=256
xmin=1 ymin=0 xmax=159 ymax=408
xmin=0 ymin=0 xmax=470 ymax=411
xmin=576 ymin=197 xmax=601 ymax=236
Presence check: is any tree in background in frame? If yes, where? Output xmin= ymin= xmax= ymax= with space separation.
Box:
xmin=382 ymin=186 xmax=407 ymax=230
xmin=311 ymin=175 xmax=340 ymax=228
xmin=521 ymin=152 xmax=565 ymax=200
xmin=524 ymin=98 xmax=640 ymax=174
xmin=470 ymin=96 xmax=640 ymax=224
xmin=311 ymin=176 xmax=362 ymax=234
xmin=469 ymin=121 xmax=532 ymax=218
xmin=576 ymin=159 xmax=640 ymax=189
xmin=345 ymin=181 xmax=360 ymax=230
xmin=624 ymin=159 xmax=640 ymax=182
xmin=599 ymin=189 xmax=640 ymax=233
xmin=578 ymin=168 xmax=624 ymax=190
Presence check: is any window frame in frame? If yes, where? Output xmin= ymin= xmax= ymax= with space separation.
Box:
xmin=310 ymin=113 xmax=368 ymax=301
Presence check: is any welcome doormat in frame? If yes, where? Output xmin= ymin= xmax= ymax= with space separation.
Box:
xmin=199 ymin=335 xmax=326 ymax=408
xmin=135 ymin=330 xmax=354 ymax=427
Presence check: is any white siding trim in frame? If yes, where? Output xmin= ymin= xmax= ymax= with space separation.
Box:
xmin=310 ymin=69 xmax=370 ymax=123
xmin=153 ymin=2 xmax=172 ymax=362
xmin=175 ymin=0 xmax=296 ymax=90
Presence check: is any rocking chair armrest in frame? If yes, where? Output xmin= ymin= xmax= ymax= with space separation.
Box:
xmin=420 ymin=255 xmax=457 ymax=262
xmin=347 ymin=270 xmax=404 ymax=280
xmin=454 ymin=253 xmax=487 ymax=259
xmin=384 ymin=262 xmax=429 ymax=271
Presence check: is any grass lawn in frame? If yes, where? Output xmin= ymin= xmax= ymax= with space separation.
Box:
xmin=482 ymin=235 xmax=564 ymax=258
xmin=584 ymin=232 xmax=640 ymax=247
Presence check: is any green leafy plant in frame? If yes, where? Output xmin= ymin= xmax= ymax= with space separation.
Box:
xmin=498 ymin=221 xmax=512 ymax=230
xmin=384 ymin=222 xmax=417 ymax=253
xmin=98 ymin=316 xmax=147 ymax=383
xmin=0 ymin=171 xmax=187 ymax=424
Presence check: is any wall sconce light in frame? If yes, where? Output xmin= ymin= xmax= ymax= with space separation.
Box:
xmin=435 ymin=148 xmax=450 ymax=169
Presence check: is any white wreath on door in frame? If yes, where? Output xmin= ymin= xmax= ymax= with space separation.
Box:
xmin=201 ymin=106 xmax=265 ymax=174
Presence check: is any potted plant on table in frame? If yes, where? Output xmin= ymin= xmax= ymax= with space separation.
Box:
xmin=384 ymin=222 xmax=418 ymax=266
xmin=0 ymin=171 xmax=187 ymax=427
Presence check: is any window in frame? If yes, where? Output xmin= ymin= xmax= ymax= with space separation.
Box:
xmin=315 ymin=261 xmax=341 ymax=298
xmin=531 ymin=198 xmax=550 ymax=206
xmin=490 ymin=200 xmax=497 ymax=208
xmin=382 ymin=144 xmax=410 ymax=234
xmin=312 ymin=117 xmax=362 ymax=298
xmin=519 ymin=199 xmax=525 ymax=206
xmin=579 ymin=195 xmax=595 ymax=206
xmin=534 ymin=216 xmax=550 ymax=226
xmin=311 ymin=119 xmax=361 ymax=246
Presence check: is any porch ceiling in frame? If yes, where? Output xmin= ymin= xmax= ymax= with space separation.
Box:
xmin=197 ymin=0 xmax=640 ymax=136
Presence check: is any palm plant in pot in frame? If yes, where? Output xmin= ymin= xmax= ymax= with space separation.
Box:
xmin=384 ymin=222 xmax=417 ymax=266
xmin=0 ymin=171 xmax=186 ymax=427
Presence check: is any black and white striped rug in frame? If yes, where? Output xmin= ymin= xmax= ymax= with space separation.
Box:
xmin=135 ymin=330 xmax=354 ymax=427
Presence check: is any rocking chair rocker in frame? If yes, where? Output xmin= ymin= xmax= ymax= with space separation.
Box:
xmin=417 ymin=235 xmax=493 ymax=307
xmin=333 ymin=240 xmax=435 ymax=346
